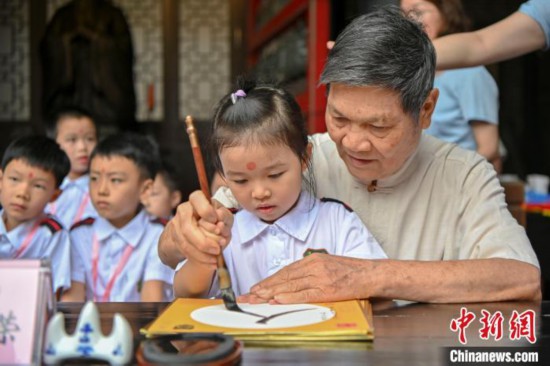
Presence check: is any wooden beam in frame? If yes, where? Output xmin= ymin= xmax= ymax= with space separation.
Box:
xmin=30 ymin=0 xmax=46 ymax=132
xmin=163 ymin=0 xmax=179 ymax=126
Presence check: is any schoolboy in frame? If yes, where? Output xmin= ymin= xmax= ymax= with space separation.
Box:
xmin=0 ymin=135 xmax=71 ymax=294
xmin=142 ymin=158 xmax=182 ymax=219
xmin=62 ymin=132 xmax=174 ymax=302
xmin=45 ymin=107 xmax=98 ymax=228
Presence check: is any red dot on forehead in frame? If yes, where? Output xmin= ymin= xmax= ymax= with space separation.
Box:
xmin=246 ymin=162 xmax=256 ymax=171
xmin=28 ymin=172 xmax=34 ymax=179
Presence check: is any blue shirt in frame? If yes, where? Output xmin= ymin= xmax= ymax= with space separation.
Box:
xmin=201 ymin=191 xmax=387 ymax=297
xmin=425 ymin=67 xmax=498 ymax=151
xmin=70 ymin=210 xmax=174 ymax=302
xmin=0 ymin=211 xmax=71 ymax=292
xmin=45 ymin=175 xmax=97 ymax=229
xmin=520 ymin=0 xmax=550 ymax=49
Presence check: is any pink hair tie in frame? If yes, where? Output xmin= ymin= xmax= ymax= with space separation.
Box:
xmin=231 ymin=89 xmax=246 ymax=104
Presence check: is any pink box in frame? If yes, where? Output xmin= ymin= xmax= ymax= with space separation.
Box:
xmin=0 ymin=260 xmax=55 ymax=365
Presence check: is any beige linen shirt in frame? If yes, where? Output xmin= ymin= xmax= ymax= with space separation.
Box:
xmin=309 ymin=133 xmax=539 ymax=267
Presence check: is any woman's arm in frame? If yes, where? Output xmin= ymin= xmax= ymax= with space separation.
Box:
xmin=434 ymin=11 xmax=546 ymax=70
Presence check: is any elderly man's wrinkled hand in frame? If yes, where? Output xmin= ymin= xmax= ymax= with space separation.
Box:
xmin=249 ymin=254 xmax=374 ymax=304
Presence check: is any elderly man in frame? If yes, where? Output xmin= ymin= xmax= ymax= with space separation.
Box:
xmin=159 ymin=8 xmax=540 ymax=303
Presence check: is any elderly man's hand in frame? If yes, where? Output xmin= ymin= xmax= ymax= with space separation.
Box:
xmin=246 ymin=254 xmax=376 ymax=304
xmin=158 ymin=190 xmax=233 ymax=269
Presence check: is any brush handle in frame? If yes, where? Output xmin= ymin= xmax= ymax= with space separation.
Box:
xmin=185 ymin=115 xmax=211 ymax=199
xmin=185 ymin=115 xmax=231 ymax=278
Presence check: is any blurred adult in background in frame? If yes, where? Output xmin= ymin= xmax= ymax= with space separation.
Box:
xmin=41 ymin=0 xmax=136 ymax=132
xmin=434 ymin=0 xmax=549 ymax=69
xmin=402 ymin=0 xmax=501 ymax=172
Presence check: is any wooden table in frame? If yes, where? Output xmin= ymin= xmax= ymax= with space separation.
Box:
xmin=527 ymin=212 xmax=550 ymax=299
xmin=57 ymin=300 xmax=550 ymax=365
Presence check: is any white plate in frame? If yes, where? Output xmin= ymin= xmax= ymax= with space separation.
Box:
xmin=191 ymin=303 xmax=335 ymax=329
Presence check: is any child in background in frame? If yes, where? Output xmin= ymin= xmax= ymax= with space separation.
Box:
xmin=0 ymin=135 xmax=71 ymax=294
xmin=174 ymin=81 xmax=387 ymax=298
xmin=45 ymin=108 xmax=98 ymax=228
xmin=207 ymin=158 xmax=227 ymax=196
xmin=142 ymin=159 xmax=182 ymax=219
xmin=62 ymin=132 xmax=174 ymax=302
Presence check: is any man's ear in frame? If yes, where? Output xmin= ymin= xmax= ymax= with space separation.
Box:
xmin=302 ymin=142 xmax=313 ymax=172
xmin=49 ymin=188 xmax=62 ymax=203
xmin=139 ymin=178 xmax=153 ymax=203
xmin=0 ymin=169 xmax=3 ymax=191
xmin=419 ymin=88 xmax=439 ymax=130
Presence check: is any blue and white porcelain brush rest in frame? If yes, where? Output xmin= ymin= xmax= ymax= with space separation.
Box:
xmin=43 ymin=301 xmax=133 ymax=365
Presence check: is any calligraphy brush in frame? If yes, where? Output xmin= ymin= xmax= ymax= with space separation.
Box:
xmin=184 ymin=115 xmax=251 ymax=314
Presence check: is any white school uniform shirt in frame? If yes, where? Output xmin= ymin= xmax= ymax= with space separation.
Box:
xmin=0 ymin=210 xmax=71 ymax=292
xmin=70 ymin=209 xmax=174 ymax=302
xmin=45 ymin=175 xmax=98 ymax=229
xmin=205 ymin=191 xmax=386 ymax=297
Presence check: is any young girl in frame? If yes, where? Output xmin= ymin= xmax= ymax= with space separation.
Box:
xmin=173 ymin=81 xmax=387 ymax=298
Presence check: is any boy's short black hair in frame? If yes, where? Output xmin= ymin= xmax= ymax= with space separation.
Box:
xmin=45 ymin=106 xmax=98 ymax=139
xmin=91 ymin=132 xmax=160 ymax=180
xmin=1 ymin=135 xmax=70 ymax=188
xmin=157 ymin=158 xmax=180 ymax=193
